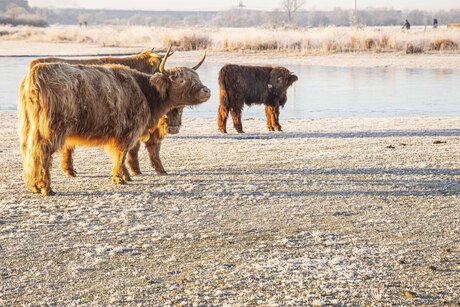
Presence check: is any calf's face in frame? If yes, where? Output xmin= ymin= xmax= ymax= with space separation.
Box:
xmin=269 ymin=67 xmax=298 ymax=94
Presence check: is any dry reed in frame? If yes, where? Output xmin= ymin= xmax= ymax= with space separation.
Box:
xmin=1 ymin=25 xmax=459 ymax=54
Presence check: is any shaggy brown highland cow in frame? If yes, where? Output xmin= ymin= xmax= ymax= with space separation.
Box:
xmin=28 ymin=49 xmax=183 ymax=176
xmin=19 ymin=47 xmax=210 ymax=195
xmin=217 ymin=64 xmax=297 ymax=133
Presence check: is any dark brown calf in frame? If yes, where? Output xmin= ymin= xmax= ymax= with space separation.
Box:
xmin=217 ymin=64 xmax=297 ymax=133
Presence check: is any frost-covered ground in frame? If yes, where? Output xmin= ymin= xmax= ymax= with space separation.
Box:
xmin=1 ymin=113 xmax=459 ymax=305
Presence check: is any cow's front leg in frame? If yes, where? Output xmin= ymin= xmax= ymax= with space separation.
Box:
xmin=265 ymin=105 xmax=275 ymax=131
xmin=145 ymin=140 xmax=167 ymax=175
xmin=126 ymin=141 xmax=142 ymax=176
xmin=217 ymin=104 xmax=229 ymax=134
xmin=273 ymin=106 xmax=282 ymax=131
xmin=230 ymin=107 xmax=244 ymax=133
xmin=60 ymin=144 xmax=77 ymax=177
xmin=108 ymin=146 xmax=127 ymax=185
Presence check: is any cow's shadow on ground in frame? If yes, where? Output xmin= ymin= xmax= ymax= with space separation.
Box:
xmin=172 ymin=129 xmax=460 ymax=140
xmin=56 ymin=167 xmax=460 ymax=198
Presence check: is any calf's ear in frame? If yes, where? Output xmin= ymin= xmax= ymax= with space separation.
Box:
xmin=288 ymin=74 xmax=298 ymax=85
xmin=150 ymin=73 xmax=170 ymax=101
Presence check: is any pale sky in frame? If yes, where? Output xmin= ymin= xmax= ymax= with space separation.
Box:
xmin=28 ymin=0 xmax=460 ymax=11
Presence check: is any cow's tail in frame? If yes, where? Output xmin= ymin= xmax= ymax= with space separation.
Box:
xmin=219 ymin=88 xmax=229 ymax=108
xmin=20 ymin=66 xmax=60 ymax=192
xmin=217 ymin=68 xmax=230 ymax=133
xmin=218 ymin=69 xmax=229 ymax=108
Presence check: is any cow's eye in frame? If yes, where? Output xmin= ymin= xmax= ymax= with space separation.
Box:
xmin=177 ymin=78 xmax=186 ymax=85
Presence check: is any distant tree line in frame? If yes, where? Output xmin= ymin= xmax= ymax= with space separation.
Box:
xmin=51 ymin=8 xmax=460 ymax=28
xmin=0 ymin=0 xmax=47 ymax=26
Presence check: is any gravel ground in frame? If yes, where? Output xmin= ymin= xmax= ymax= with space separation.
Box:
xmin=1 ymin=113 xmax=459 ymax=305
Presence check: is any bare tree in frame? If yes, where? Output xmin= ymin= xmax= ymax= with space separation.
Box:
xmin=5 ymin=5 xmax=27 ymax=21
xmin=280 ymin=0 xmax=305 ymax=23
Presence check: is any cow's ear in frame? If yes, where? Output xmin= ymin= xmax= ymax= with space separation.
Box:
xmin=288 ymin=74 xmax=298 ymax=85
xmin=150 ymin=73 xmax=170 ymax=100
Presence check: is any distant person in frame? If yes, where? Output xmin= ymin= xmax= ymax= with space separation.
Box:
xmin=433 ymin=18 xmax=438 ymax=29
xmin=402 ymin=19 xmax=410 ymax=30
xmin=84 ymin=21 xmax=87 ymax=28
xmin=79 ymin=22 xmax=82 ymax=27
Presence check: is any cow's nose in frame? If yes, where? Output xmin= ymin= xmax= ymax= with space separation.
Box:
xmin=201 ymin=87 xmax=211 ymax=96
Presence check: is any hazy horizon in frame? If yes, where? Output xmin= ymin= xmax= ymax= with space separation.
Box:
xmin=28 ymin=0 xmax=460 ymax=11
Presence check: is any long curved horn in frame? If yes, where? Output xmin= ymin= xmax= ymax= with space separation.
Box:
xmin=159 ymin=45 xmax=172 ymax=73
xmin=192 ymin=51 xmax=206 ymax=71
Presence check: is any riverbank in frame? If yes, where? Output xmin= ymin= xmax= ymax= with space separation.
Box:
xmin=1 ymin=113 xmax=459 ymax=304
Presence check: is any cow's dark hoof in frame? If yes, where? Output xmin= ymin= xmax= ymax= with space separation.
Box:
xmin=42 ymin=188 xmax=56 ymax=196
xmin=268 ymin=127 xmax=274 ymax=131
xmin=64 ymin=169 xmax=77 ymax=177
xmin=219 ymin=129 xmax=227 ymax=134
xmin=129 ymin=167 xmax=142 ymax=176
xmin=123 ymin=174 xmax=132 ymax=182
xmin=112 ymin=177 xmax=127 ymax=185
xmin=131 ymin=170 xmax=142 ymax=176
xmin=28 ymin=184 xmax=40 ymax=194
xmin=237 ymin=130 xmax=245 ymax=134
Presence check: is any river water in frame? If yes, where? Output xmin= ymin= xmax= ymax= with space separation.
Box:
xmin=1 ymin=57 xmax=459 ymax=119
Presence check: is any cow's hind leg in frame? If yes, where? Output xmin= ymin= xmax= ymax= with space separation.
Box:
xmin=126 ymin=141 xmax=142 ymax=176
xmin=217 ymin=104 xmax=229 ymax=134
xmin=265 ymin=105 xmax=275 ymax=131
xmin=230 ymin=107 xmax=244 ymax=133
xmin=60 ymin=144 xmax=77 ymax=177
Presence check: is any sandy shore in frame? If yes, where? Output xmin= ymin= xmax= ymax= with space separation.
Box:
xmin=1 ymin=41 xmax=460 ymax=69
xmin=1 ymin=113 xmax=459 ymax=304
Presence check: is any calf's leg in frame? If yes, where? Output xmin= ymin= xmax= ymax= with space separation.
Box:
xmin=230 ymin=107 xmax=244 ymax=133
xmin=273 ymin=106 xmax=282 ymax=131
xmin=217 ymin=104 xmax=229 ymax=134
xmin=265 ymin=105 xmax=275 ymax=131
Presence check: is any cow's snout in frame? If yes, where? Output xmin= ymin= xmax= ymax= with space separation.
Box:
xmin=167 ymin=126 xmax=180 ymax=135
xmin=201 ymin=87 xmax=211 ymax=97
